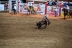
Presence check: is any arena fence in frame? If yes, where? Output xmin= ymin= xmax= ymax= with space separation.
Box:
xmin=0 ymin=1 xmax=72 ymax=17
xmin=0 ymin=1 xmax=9 ymax=12
xmin=17 ymin=1 xmax=72 ymax=16
xmin=18 ymin=2 xmax=59 ymax=16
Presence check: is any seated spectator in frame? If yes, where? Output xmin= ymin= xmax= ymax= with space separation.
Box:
xmin=49 ymin=1 xmax=52 ymax=6
xmin=47 ymin=1 xmax=49 ymax=5
xmin=67 ymin=2 xmax=70 ymax=6
xmin=56 ymin=1 xmax=59 ymax=6
xmin=52 ymin=1 xmax=56 ymax=5
xmin=63 ymin=2 xmax=67 ymax=7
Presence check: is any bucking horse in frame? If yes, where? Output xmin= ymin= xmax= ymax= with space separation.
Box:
xmin=36 ymin=19 xmax=51 ymax=29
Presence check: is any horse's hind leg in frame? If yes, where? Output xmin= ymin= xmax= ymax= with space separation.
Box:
xmin=44 ymin=25 xmax=47 ymax=28
xmin=71 ymin=16 xmax=72 ymax=18
xmin=43 ymin=24 xmax=47 ymax=29
xmin=27 ymin=12 xmax=28 ymax=15
xmin=64 ymin=15 xmax=66 ymax=19
xmin=69 ymin=15 xmax=70 ymax=18
xmin=70 ymin=14 xmax=72 ymax=18
xmin=69 ymin=14 xmax=70 ymax=18
xmin=27 ymin=12 xmax=29 ymax=15
xmin=71 ymin=14 xmax=72 ymax=18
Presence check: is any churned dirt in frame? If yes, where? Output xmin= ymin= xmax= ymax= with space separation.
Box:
xmin=0 ymin=12 xmax=72 ymax=48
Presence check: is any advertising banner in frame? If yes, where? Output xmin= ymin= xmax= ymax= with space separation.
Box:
xmin=19 ymin=3 xmax=28 ymax=13
xmin=47 ymin=6 xmax=59 ymax=16
xmin=19 ymin=3 xmax=45 ymax=15
xmin=37 ymin=4 xmax=45 ymax=15
xmin=0 ymin=4 xmax=4 ymax=11
xmin=19 ymin=3 xmax=60 ymax=16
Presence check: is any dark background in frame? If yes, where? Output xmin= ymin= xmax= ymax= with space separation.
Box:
xmin=0 ymin=0 xmax=72 ymax=2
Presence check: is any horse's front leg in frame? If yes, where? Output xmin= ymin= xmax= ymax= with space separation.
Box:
xmin=27 ymin=12 xmax=30 ymax=15
xmin=27 ymin=11 xmax=29 ymax=15
xmin=38 ymin=24 xmax=42 ymax=29
xmin=27 ymin=12 xmax=28 ymax=15
xmin=29 ymin=12 xmax=30 ymax=15
xmin=43 ymin=24 xmax=47 ymax=28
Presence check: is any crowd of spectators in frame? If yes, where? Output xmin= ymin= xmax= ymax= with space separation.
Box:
xmin=47 ymin=1 xmax=72 ymax=7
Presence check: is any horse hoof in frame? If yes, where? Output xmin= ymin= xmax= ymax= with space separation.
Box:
xmin=48 ymin=22 xmax=51 ymax=25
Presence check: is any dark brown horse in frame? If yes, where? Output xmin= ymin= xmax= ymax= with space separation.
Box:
xmin=36 ymin=19 xmax=51 ymax=29
xmin=62 ymin=8 xmax=72 ymax=19
xmin=69 ymin=10 xmax=72 ymax=18
xmin=62 ymin=8 xmax=68 ymax=19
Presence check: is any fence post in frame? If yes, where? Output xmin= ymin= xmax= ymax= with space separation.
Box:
xmin=9 ymin=0 xmax=12 ymax=13
xmin=16 ymin=0 xmax=18 ymax=13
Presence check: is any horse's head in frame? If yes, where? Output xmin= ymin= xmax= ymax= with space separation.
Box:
xmin=36 ymin=22 xmax=39 ymax=26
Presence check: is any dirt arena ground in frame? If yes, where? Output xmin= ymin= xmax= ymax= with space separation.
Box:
xmin=0 ymin=13 xmax=72 ymax=48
